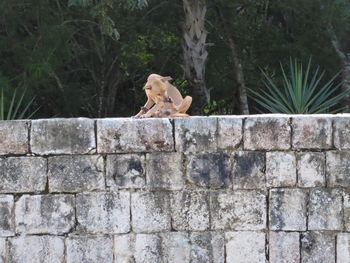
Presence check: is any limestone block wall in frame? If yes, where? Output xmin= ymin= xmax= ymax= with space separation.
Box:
xmin=1 ymin=115 xmax=350 ymax=262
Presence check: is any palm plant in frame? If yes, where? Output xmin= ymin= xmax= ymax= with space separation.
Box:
xmin=0 ymin=88 xmax=39 ymax=120
xmin=249 ymin=58 xmax=348 ymax=114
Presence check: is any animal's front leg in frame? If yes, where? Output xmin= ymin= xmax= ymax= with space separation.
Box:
xmin=141 ymin=103 xmax=162 ymax=118
xmin=133 ymin=99 xmax=155 ymax=118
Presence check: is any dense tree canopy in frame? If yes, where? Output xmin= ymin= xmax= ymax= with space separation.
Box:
xmin=0 ymin=0 xmax=349 ymax=118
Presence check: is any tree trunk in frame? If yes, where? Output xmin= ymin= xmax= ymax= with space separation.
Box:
xmin=182 ymin=0 xmax=210 ymax=115
xmin=329 ymin=26 xmax=350 ymax=111
xmin=217 ymin=6 xmax=249 ymax=115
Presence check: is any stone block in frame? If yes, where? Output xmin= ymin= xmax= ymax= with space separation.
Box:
xmin=31 ymin=118 xmax=95 ymax=155
xmin=216 ymin=116 xmax=242 ymax=151
xmin=0 ymin=157 xmax=46 ymax=193
xmin=232 ymin=151 xmax=265 ymax=189
xmin=0 ymin=195 xmax=14 ymax=237
xmin=76 ymin=192 xmax=130 ymax=234
xmin=186 ymin=153 xmax=231 ymax=189
xmin=269 ymin=189 xmax=307 ymax=231
xmin=301 ymin=231 xmax=335 ymax=263
xmin=48 ymin=155 xmax=105 ymax=192
xmin=326 ymin=151 xmax=350 ymax=187
xmin=131 ymin=192 xmax=170 ymax=233
xmin=188 ymin=232 xmax=224 ymax=263
xmin=0 ymin=120 xmax=28 ymax=155
xmin=66 ymin=235 xmax=113 ymax=263
xmin=211 ymin=190 xmax=266 ymax=230
xmin=162 ymin=232 xmax=191 ymax=262
xmin=162 ymin=232 xmax=224 ymax=263
xmin=297 ymin=152 xmax=325 ymax=187
xmin=134 ymin=234 xmax=162 ymax=262
xmin=114 ymin=233 xmax=163 ymax=263
xmin=308 ymin=189 xmax=342 ymax=230
xmin=292 ymin=116 xmax=332 ymax=149
xmin=114 ymin=232 xmax=224 ymax=263
xmin=0 ymin=238 xmax=5 ymax=263
xmin=174 ymin=117 xmax=217 ymax=153
xmin=8 ymin=236 xmax=64 ymax=263
xmin=97 ymin=118 xmax=173 ymax=153
xmin=269 ymin=231 xmax=300 ymax=263
xmin=337 ymin=233 xmax=350 ymax=263
xmin=244 ymin=116 xmax=291 ymax=150
xmin=266 ymin=152 xmax=296 ymax=187
xmin=225 ymin=231 xmax=266 ymax=263
xmin=342 ymin=191 xmax=350 ymax=231
xmin=106 ymin=154 xmax=146 ymax=189
xmin=15 ymin=195 xmax=75 ymax=234
xmin=334 ymin=117 xmax=350 ymax=149
xmin=146 ymin=152 xmax=184 ymax=190
xmin=170 ymin=191 xmax=209 ymax=231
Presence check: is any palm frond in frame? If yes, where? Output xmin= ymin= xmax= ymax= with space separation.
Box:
xmin=249 ymin=58 xmax=348 ymax=114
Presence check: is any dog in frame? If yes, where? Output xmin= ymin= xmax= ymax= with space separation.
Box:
xmin=133 ymin=74 xmax=192 ymax=118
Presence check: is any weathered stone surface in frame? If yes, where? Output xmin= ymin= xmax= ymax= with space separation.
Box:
xmin=187 ymin=153 xmax=231 ymax=188
xmin=106 ymin=154 xmax=146 ymax=189
xmin=114 ymin=232 xmax=224 ymax=263
xmin=114 ymin=234 xmax=162 ymax=263
xmin=216 ymin=116 xmax=242 ymax=151
xmin=31 ymin=118 xmax=95 ymax=155
xmin=337 ymin=233 xmax=350 ymax=263
xmin=334 ymin=117 xmax=350 ymax=149
xmin=0 ymin=238 xmax=5 ymax=263
xmin=15 ymin=195 xmax=75 ymax=234
xmin=301 ymin=231 xmax=335 ymax=263
xmin=114 ymin=234 xmax=135 ymax=263
xmin=48 ymin=155 xmax=105 ymax=192
xmin=8 ymin=236 xmax=64 ymax=263
xmin=244 ymin=116 xmax=291 ymax=150
xmin=309 ymin=189 xmax=342 ymax=230
xmin=162 ymin=232 xmax=224 ymax=263
xmin=76 ymin=192 xmax=130 ymax=234
xmin=211 ymin=190 xmax=266 ymax=230
xmin=174 ymin=117 xmax=217 ymax=153
xmin=342 ymin=191 xmax=350 ymax=231
xmin=188 ymin=232 xmax=224 ymax=263
xmin=232 ymin=151 xmax=265 ymax=189
xmin=0 ymin=195 xmax=14 ymax=236
xmin=326 ymin=151 xmax=350 ymax=187
xmin=269 ymin=189 xmax=307 ymax=231
xmin=146 ymin=152 xmax=184 ymax=190
xmin=97 ymin=118 xmax=173 ymax=153
xmin=266 ymin=152 xmax=296 ymax=187
xmin=134 ymin=234 xmax=162 ymax=262
xmin=297 ymin=152 xmax=325 ymax=187
xmin=0 ymin=157 xmax=46 ymax=193
xmin=131 ymin=192 xmax=170 ymax=233
xmin=292 ymin=116 xmax=332 ymax=149
xmin=162 ymin=232 xmax=191 ymax=262
xmin=0 ymin=120 xmax=28 ymax=155
xmin=225 ymin=231 xmax=266 ymax=263
xmin=171 ymin=191 xmax=209 ymax=231
xmin=269 ymin=231 xmax=300 ymax=263
xmin=66 ymin=235 xmax=113 ymax=263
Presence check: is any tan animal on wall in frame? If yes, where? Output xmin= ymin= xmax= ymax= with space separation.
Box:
xmin=133 ymin=74 xmax=192 ymax=118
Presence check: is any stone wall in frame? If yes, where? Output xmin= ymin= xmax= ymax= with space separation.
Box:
xmin=1 ymin=115 xmax=350 ymax=262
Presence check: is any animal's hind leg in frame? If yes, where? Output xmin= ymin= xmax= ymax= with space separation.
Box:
xmin=178 ymin=96 xmax=192 ymax=113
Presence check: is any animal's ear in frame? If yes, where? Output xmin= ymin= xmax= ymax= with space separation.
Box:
xmin=161 ymin=76 xmax=172 ymax=82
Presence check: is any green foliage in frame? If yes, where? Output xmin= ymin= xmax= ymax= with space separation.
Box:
xmin=249 ymin=58 xmax=348 ymax=114
xmin=0 ymin=0 xmax=349 ymax=117
xmin=0 ymin=88 xmax=39 ymax=120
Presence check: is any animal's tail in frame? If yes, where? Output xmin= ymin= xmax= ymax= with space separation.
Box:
xmin=170 ymin=113 xmax=190 ymax=117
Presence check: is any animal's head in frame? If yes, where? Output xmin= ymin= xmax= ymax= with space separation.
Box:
xmin=143 ymin=74 xmax=172 ymax=97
